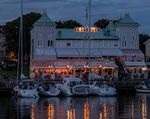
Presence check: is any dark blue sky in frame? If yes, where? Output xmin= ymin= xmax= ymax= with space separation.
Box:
xmin=0 ymin=0 xmax=150 ymax=34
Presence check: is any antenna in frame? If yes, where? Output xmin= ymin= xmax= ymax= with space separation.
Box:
xmin=88 ymin=0 xmax=91 ymax=28
xmin=85 ymin=7 xmax=88 ymax=27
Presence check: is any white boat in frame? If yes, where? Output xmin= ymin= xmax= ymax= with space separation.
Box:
xmin=57 ymin=76 xmax=89 ymax=96
xmin=89 ymin=82 xmax=102 ymax=95
xmin=98 ymin=84 xmax=117 ymax=96
xmin=13 ymin=1 xmax=39 ymax=98
xmin=135 ymin=81 xmax=150 ymax=93
xmin=38 ymin=83 xmax=60 ymax=97
xmin=13 ymin=79 xmax=39 ymax=98
xmin=89 ymin=73 xmax=103 ymax=80
xmin=72 ymin=84 xmax=90 ymax=96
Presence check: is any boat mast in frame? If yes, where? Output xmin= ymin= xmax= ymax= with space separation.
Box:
xmin=17 ymin=0 xmax=23 ymax=80
xmin=88 ymin=0 xmax=91 ymax=81
xmin=20 ymin=0 xmax=23 ymax=79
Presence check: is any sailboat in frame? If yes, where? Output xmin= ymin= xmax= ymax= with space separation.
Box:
xmin=70 ymin=0 xmax=95 ymax=96
xmin=13 ymin=0 xmax=38 ymax=98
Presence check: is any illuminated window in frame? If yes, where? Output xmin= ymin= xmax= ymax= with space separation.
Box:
xmin=74 ymin=27 xmax=100 ymax=32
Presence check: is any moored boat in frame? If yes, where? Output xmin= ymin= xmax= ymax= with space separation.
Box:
xmin=38 ymin=83 xmax=60 ymax=97
xmin=135 ymin=81 xmax=150 ymax=93
xmin=98 ymin=84 xmax=117 ymax=96
xmin=57 ymin=76 xmax=90 ymax=96
xmin=13 ymin=79 xmax=39 ymax=98
xmin=89 ymin=81 xmax=117 ymax=96
xmin=72 ymin=84 xmax=90 ymax=96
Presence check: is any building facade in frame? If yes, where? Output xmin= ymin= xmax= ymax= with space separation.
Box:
xmin=30 ymin=12 xmax=147 ymax=80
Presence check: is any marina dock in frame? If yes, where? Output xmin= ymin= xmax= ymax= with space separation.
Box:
xmin=34 ymin=78 xmax=150 ymax=93
xmin=0 ymin=77 xmax=149 ymax=96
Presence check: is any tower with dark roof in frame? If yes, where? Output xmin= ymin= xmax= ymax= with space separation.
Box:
xmin=30 ymin=11 xmax=56 ymax=61
xmin=116 ymin=13 xmax=139 ymax=49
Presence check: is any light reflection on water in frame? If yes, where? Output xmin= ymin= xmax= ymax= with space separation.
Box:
xmin=0 ymin=94 xmax=150 ymax=119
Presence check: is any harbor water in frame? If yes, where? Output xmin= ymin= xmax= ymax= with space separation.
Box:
xmin=0 ymin=93 xmax=150 ymax=119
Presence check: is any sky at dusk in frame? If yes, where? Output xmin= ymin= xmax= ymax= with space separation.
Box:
xmin=0 ymin=0 xmax=150 ymax=35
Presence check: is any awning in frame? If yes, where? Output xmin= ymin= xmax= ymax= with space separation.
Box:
xmin=89 ymin=61 xmax=117 ymax=67
xmin=102 ymin=61 xmax=118 ymax=67
xmin=78 ymin=48 xmax=102 ymax=57
xmin=35 ymin=48 xmax=56 ymax=56
xmin=54 ymin=60 xmax=71 ymax=67
xmin=31 ymin=60 xmax=55 ymax=68
xmin=31 ymin=60 xmax=117 ymax=68
xmin=56 ymin=48 xmax=79 ymax=57
xmin=122 ymin=49 xmax=144 ymax=57
xmin=124 ymin=61 xmax=147 ymax=67
xmin=100 ymin=48 xmax=123 ymax=56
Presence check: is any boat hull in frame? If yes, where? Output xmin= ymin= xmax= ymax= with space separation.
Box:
xmin=135 ymin=89 xmax=150 ymax=93
xmin=17 ymin=89 xmax=39 ymax=98
xmin=72 ymin=85 xmax=90 ymax=96
xmin=38 ymin=88 xmax=60 ymax=97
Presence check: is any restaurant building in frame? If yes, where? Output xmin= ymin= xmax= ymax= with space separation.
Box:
xmin=30 ymin=12 xmax=147 ymax=80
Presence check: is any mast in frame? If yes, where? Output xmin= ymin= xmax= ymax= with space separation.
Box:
xmin=17 ymin=0 xmax=23 ymax=80
xmin=20 ymin=0 xmax=23 ymax=78
xmin=88 ymin=0 xmax=91 ymax=81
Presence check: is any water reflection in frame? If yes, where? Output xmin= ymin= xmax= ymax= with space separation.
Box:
xmin=136 ymin=93 xmax=150 ymax=119
xmin=0 ymin=94 xmax=150 ymax=119
xmin=118 ymin=93 xmax=150 ymax=119
xmin=10 ymin=97 xmax=117 ymax=119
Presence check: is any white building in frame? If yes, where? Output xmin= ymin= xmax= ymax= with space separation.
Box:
xmin=144 ymin=39 xmax=150 ymax=58
xmin=30 ymin=12 xmax=147 ymax=80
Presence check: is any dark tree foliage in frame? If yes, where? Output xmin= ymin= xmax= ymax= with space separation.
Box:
xmin=4 ymin=12 xmax=41 ymax=58
xmin=94 ymin=19 xmax=109 ymax=28
xmin=139 ymin=34 xmax=150 ymax=54
xmin=56 ymin=19 xmax=82 ymax=28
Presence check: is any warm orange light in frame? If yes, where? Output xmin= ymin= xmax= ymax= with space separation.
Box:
xmin=74 ymin=27 xmax=100 ymax=32
xmin=67 ymin=109 xmax=76 ymax=119
xmin=31 ymin=105 xmax=36 ymax=119
xmin=142 ymin=99 xmax=147 ymax=119
xmin=84 ymin=65 xmax=89 ymax=68
xmin=83 ymin=101 xmax=89 ymax=119
xmin=48 ymin=104 xmax=55 ymax=119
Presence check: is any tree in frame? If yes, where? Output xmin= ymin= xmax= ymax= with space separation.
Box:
xmin=4 ymin=12 xmax=41 ymax=59
xmin=139 ymin=34 xmax=150 ymax=54
xmin=56 ymin=19 xmax=82 ymax=28
xmin=94 ymin=19 xmax=109 ymax=28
